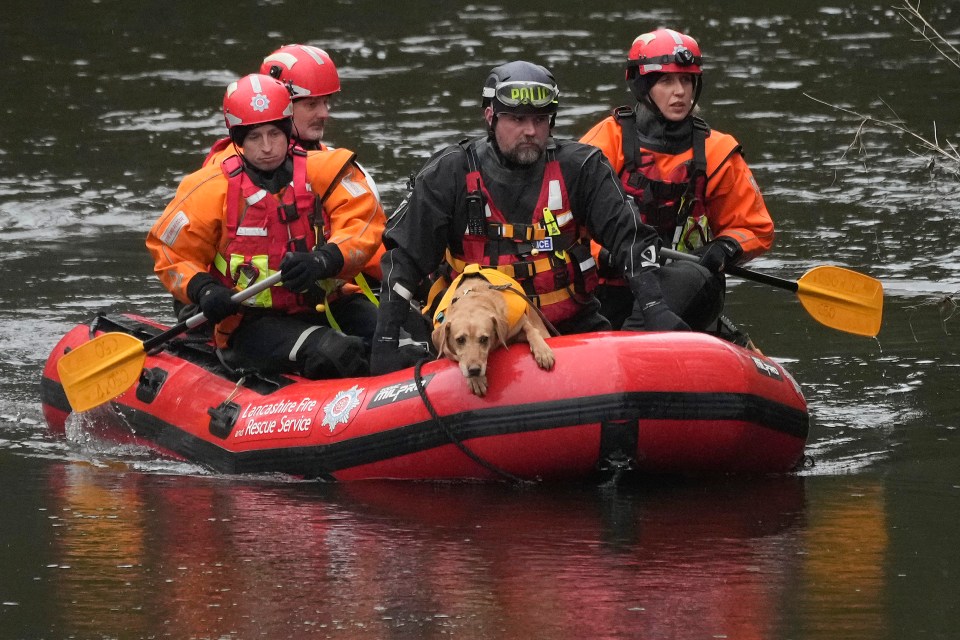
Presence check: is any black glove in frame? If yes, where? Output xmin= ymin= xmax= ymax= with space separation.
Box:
xmin=639 ymin=299 xmax=691 ymax=331
xmin=280 ymin=244 xmax=344 ymax=293
xmin=625 ymin=270 xmax=691 ymax=332
xmin=187 ymin=274 xmax=240 ymax=324
xmin=371 ymin=299 xmax=431 ymax=375
xmin=694 ymin=237 xmax=742 ymax=274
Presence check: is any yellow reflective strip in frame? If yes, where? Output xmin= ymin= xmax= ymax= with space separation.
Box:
xmin=213 ymin=253 xmax=230 ymax=276
xmin=542 ymin=208 xmax=560 ymax=236
xmin=323 ymin=303 xmax=341 ymax=332
xmin=354 ymin=272 xmax=379 ymax=308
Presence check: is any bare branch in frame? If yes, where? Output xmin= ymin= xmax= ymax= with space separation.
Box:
xmin=895 ymin=1 xmax=960 ymax=70
xmin=804 ymin=92 xmax=960 ymax=163
xmin=807 ymin=6 xmax=960 ymax=178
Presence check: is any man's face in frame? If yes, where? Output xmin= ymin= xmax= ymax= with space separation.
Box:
xmin=485 ymin=107 xmax=551 ymax=165
xmin=240 ymin=123 xmax=288 ymax=172
xmin=292 ymin=95 xmax=331 ymax=143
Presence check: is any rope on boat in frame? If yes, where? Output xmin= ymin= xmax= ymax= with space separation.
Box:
xmin=412 ymin=358 xmax=536 ymax=484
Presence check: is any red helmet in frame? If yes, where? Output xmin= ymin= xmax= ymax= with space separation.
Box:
xmin=625 ymin=29 xmax=703 ymax=105
xmin=222 ymin=73 xmax=293 ymax=130
xmin=260 ymin=44 xmax=341 ymax=98
xmin=626 ymin=29 xmax=702 ymax=78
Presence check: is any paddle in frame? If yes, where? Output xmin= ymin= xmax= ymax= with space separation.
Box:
xmin=57 ymin=273 xmax=283 ymax=413
xmin=660 ymin=247 xmax=883 ymax=338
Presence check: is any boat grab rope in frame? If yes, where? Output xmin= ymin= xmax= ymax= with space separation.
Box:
xmin=412 ymin=358 xmax=538 ymax=484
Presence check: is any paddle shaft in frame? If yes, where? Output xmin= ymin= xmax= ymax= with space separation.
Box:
xmin=142 ymin=272 xmax=284 ymax=352
xmin=660 ymin=248 xmax=798 ymax=292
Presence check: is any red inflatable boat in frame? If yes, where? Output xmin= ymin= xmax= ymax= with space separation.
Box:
xmin=40 ymin=313 xmax=809 ymax=481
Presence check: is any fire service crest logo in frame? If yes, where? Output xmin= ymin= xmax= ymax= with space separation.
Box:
xmin=250 ymin=93 xmax=270 ymax=112
xmin=321 ymin=385 xmax=364 ymax=435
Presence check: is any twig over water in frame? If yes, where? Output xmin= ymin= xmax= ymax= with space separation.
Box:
xmin=806 ymin=3 xmax=960 ymax=172
xmin=896 ymin=1 xmax=960 ymax=71
xmin=804 ymin=93 xmax=960 ymax=168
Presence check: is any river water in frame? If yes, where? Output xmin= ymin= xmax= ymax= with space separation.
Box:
xmin=2 ymin=1 xmax=959 ymax=638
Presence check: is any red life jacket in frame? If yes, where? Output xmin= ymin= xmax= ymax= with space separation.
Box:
xmin=445 ymin=140 xmax=598 ymax=325
xmin=614 ymin=106 xmax=711 ymax=251
xmin=213 ymin=148 xmax=330 ymax=313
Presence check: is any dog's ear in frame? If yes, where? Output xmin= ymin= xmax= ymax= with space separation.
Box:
xmin=432 ymin=322 xmax=457 ymax=361
xmin=431 ymin=322 xmax=447 ymax=357
xmin=493 ymin=314 xmax=510 ymax=351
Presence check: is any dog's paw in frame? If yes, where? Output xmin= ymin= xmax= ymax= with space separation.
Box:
xmin=532 ymin=345 xmax=555 ymax=371
xmin=468 ymin=375 xmax=488 ymax=397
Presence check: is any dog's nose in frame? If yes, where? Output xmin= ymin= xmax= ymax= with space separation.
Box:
xmin=467 ymin=365 xmax=482 ymax=377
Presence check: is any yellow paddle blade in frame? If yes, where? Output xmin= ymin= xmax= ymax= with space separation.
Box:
xmin=57 ymin=332 xmax=147 ymax=412
xmin=796 ymin=265 xmax=884 ymax=337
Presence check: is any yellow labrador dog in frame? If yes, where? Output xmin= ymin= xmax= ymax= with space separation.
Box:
xmin=431 ymin=266 xmax=555 ymax=397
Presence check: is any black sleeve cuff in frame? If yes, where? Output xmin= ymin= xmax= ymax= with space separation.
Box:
xmin=317 ymin=243 xmax=345 ymax=276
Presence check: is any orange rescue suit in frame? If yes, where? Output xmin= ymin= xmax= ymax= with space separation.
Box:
xmin=580 ymin=114 xmax=774 ymax=263
xmin=147 ymin=148 xmax=385 ymax=318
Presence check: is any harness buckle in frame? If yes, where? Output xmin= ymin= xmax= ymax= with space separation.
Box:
xmin=612 ymin=105 xmax=635 ymax=121
xmin=542 ymin=208 xmax=561 ymax=236
xmin=278 ymin=202 xmax=300 ymax=223
xmin=511 ymin=261 xmax=534 ymax=280
xmin=236 ymin=262 xmax=260 ymax=286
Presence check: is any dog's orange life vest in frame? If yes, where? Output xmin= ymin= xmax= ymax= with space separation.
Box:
xmin=432 ymin=265 xmax=529 ymax=333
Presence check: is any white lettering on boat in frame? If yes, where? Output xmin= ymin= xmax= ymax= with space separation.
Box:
xmin=751 ymin=356 xmax=782 ymax=380
xmin=368 ymin=375 xmax=433 ymax=408
xmin=232 ymin=397 xmax=320 ymax=440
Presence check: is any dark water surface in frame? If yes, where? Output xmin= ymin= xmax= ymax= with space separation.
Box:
xmin=2 ymin=1 xmax=959 ymax=638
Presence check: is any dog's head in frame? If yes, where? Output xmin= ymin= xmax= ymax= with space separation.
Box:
xmin=432 ymin=288 xmax=510 ymax=379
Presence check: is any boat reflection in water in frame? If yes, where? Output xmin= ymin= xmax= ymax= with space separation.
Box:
xmin=39 ymin=463 xmax=896 ymax=638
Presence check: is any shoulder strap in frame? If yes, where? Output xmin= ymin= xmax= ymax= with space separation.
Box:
xmin=691 ymin=117 xmax=709 ymax=177
xmin=613 ymin=105 xmax=639 ymax=173
xmin=461 ymin=139 xmax=487 ymax=236
xmin=220 ymin=155 xmax=245 ymax=236
xmin=220 ymin=154 xmax=244 ymax=178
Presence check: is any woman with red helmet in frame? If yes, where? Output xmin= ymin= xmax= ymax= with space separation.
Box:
xmin=147 ymin=73 xmax=386 ymax=380
xmin=581 ymin=28 xmax=774 ymax=333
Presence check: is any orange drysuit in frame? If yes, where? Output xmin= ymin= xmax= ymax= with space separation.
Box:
xmin=147 ymin=148 xmax=384 ymax=311
xmin=581 ymin=114 xmax=773 ymax=261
